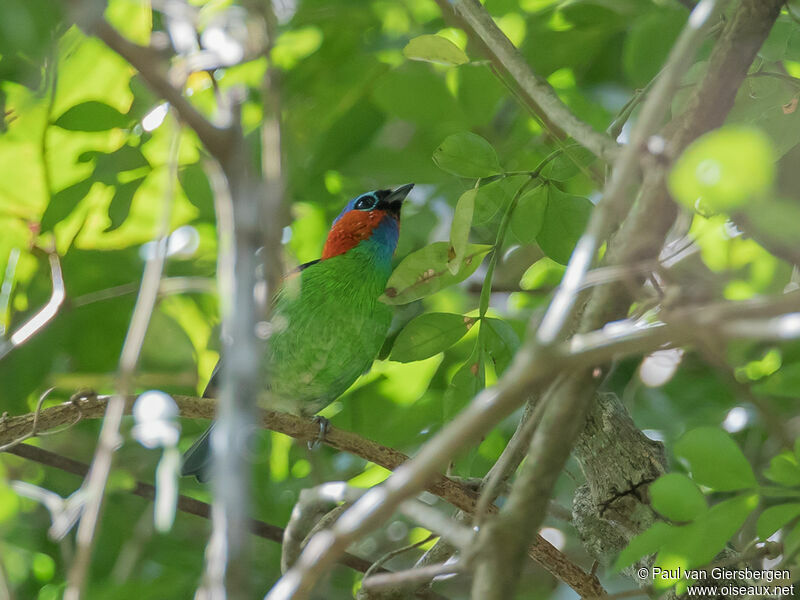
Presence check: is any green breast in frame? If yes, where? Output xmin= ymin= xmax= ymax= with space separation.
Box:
xmin=261 ymin=249 xmax=392 ymax=415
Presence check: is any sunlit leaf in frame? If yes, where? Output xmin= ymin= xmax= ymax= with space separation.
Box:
xmin=382 ymin=242 xmax=491 ymax=305
xmin=403 ymin=34 xmax=469 ymax=66
xmin=674 ymin=427 xmax=757 ymax=491
xmin=448 ymin=188 xmax=476 ymax=274
xmin=662 ymin=494 xmax=758 ymax=568
xmin=756 ymin=503 xmax=800 ymax=540
xmin=614 ymin=521 xmax=677 ymax=571
xmin=390 ymin=312 xmax=473 ymax=362
xmin=519 ymin=257 xmax=565 ymax=290
xmin=669 ymin=126 xmax=775 ymax=213
xmin=433 ymin=132 xmax=502 ymax=178
xmin=764 ymin=452 xmax=800 ymax=487
xmin=443 ymin=360 xmax=481 ymax=421
xmin=649 ymin=473 xmax=707 ymax=522
xmin=0 ymin=481 xmax=20 ymax=523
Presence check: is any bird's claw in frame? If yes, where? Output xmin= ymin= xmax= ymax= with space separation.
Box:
xmin=308 ymin=416 xmax=330 ymax=450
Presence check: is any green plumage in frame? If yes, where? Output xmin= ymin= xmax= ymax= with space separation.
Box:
xmin=181 ymin=185 xmax=411 ymax=481
xmin=262 ymin=244 xmax=393 ymax=415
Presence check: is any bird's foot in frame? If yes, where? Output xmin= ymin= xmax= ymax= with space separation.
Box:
xmin=308 ymin=416 xmax=330 ymax=450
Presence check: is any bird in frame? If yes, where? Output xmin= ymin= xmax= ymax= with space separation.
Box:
xmin=181 ymin=183 xmax=413 ymax=481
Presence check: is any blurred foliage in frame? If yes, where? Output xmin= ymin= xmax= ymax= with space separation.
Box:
xmin=0 ymin=0 xmax=799 ymax=598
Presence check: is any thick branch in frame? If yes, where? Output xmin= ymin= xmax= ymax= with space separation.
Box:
xmin=471 ymin=2 xmax=785 ymax=599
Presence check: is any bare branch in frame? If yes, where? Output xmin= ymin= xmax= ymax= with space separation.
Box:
xmin=362 ymin=561 xmax=465 ymax=593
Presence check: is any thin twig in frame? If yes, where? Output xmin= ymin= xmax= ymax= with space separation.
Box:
xmin=0 ymin=252 xmax=65 ymax=360
xmin=362 ymin=557 xmax=462 ymax=593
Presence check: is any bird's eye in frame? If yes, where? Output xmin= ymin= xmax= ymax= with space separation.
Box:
xmin=353 ymin=194 xmax=377 ymax=211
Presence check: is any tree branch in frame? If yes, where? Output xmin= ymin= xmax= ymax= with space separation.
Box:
xmin=262 ymin=287 xmax=800 ymax=598
xmin=80 ymin=16 xmax=233 ymax=158
xmin=471 ymin=1 xmax=786 ymax=598
xmin=0 ymin=392 xmax=599 ymax=596
xmin=440 ymin=0 xmax=619 ymax=162
xmin=536 ymin=0 xmax=727 ymax=346
xmin=4 ymin=443 xmax=390 ymax=580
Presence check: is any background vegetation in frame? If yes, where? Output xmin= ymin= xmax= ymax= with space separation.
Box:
xmin=0 ymin=0 xmax=798 ymax=598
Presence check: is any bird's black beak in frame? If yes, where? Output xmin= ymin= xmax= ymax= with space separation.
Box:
xmin=383 ymin=183 xmax=413 ymax=218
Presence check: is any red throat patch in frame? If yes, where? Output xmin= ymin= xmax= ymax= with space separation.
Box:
xmin=322 ymin=209 xmax=390 ymax=259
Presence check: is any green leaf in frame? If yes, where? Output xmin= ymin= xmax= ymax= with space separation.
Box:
xmin=448 ymin=188 xmax=476 ymax=274
xmin=472 ymin=178 xmax=516 ymax=225
xmin=759 ymin=18 xmax=793 ymax=62
xmin=756 ymin=503 xmax=800 ymax=539
xmin=0 ymin=481 xmax=20 ymax=523
xmin=390 ymin=313 xmax=473 ymax=362
xmin=443 ymin=360 xmax=482 ymax=421
xmin=40 ymin=178 xmax=94 ymax=232
xmin=106 ymin=177 xmax=144 ymax=231
xmin=382 ymin=242 xmax=491 ymax=305
xmin=674 ymin=427 xmax=757 ymax=491
xmin=741 ymin=197 xmax=800 ymax=248
xmin=623 ymin=8 xmax=685 ymax=87
xmin=668 ymin=126 xmax=775 ymax=213
xmin=785 ymin=520 xmax=800 ymax=558
xmin=403 ymin=35 xmax=469 ymax=66
xmin=433 ymin=132 xmax=502 ymax=178
xmin=482 ymin=317 xmax=520 ymax=374
xmin=541 ymin=146 xmax=596 ymax=181
xmin=661 ymin=494 xmax=758 ymax=570
xmin=53 ymin=100 xmax=131 ymax=131
xmin=93 ymin=145 xmax=150 ymax=184
xmin=728 ymin=76 xmax=800 ymax=158
xmin=614 ymin=521 xmax=677 ymax=571
xmin=649 ymin=473 xmax=707 ymax=522
xmin=754 ymin=363 xmax=800 ymax=398
xmin=510 ymin=184 xmax=546 ymax=243
xmin=764 ymin=452 xmax=800 ymax=487
xmin=536 ymin=184 xmax=593 ymax=265
xmin=519 ymin=257 xmax=565 ymax=290
xmin=180 ymin=163 xmax=216 ymax=221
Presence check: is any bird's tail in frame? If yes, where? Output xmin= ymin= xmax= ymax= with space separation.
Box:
xmin=180 ymin=423 xmax=215 ymax=483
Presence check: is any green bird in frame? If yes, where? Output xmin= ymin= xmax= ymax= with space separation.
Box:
xmin=181 ymin=184 xmax=413 ymax=481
